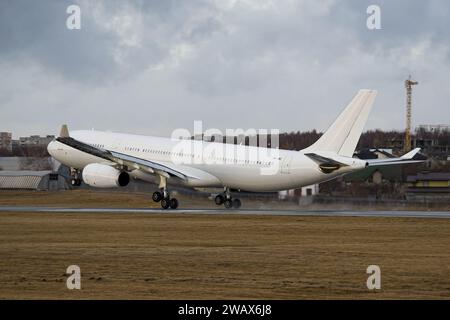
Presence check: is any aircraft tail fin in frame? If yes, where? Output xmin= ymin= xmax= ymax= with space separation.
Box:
xmin=303 ymin=89 xmax=377 ymax=157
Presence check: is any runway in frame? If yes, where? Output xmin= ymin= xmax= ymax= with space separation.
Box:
xmin=0 ymin=206 xmax=449 ymax=218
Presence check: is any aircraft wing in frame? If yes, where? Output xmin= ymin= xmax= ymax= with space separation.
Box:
xmin=56 ymin=136 xmax=190 ymax=179
xmin=365 ymin=148 xmax=425 ymax=166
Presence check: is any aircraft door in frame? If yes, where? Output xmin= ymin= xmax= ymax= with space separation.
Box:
xmin=280 ymin=156 xmax=292 ymax=174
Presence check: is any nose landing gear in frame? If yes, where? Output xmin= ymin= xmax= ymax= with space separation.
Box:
xmin=70 ymin=168 xmax=82 ymax=187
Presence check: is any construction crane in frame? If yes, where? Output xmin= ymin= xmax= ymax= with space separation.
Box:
xmin=404 ymin=75 xmax=418 ymax=152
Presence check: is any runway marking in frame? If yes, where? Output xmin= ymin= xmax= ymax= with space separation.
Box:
xmin=0 ymin=206 xmax=449 ymax=218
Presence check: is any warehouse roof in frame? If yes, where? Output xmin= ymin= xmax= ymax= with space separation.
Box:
xmin=0 ymin=170 xmax=52 ymax=176
xmin=0 ymin=170 xmax=63 ymax=190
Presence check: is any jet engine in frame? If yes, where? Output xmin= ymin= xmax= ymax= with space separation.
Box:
xmin=82 ymin=163 xmax=130 ymax=188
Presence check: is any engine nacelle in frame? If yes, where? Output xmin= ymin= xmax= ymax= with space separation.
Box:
xmin=82 ymin=163 xmax=130 ymax=188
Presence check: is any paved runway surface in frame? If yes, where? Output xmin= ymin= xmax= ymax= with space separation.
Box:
xmin=0 ymin=206 xmax=449 ymax=218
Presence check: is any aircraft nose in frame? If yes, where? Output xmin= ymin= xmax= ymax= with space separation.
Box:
xmin=47 ymin=140 xmax=57 ymax=157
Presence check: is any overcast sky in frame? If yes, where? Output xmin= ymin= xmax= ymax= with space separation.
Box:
xmin=1 ymin=0 xmax=449 ymax=138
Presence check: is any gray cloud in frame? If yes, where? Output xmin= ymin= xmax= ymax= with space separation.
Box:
xmin=1 ymin=0 xmax=449 ymax=138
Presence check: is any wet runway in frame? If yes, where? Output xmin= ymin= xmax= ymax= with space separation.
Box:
xmin=0 ymin=206 xmax=449 ymax=218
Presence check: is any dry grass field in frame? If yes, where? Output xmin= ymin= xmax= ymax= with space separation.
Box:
xmin=0 ymin=190 xmax=450 ymax=299
xmin=0 ymin=190 xmax=295 ymax=209
xmin=0 ymin=190 xmax=161 ymax=208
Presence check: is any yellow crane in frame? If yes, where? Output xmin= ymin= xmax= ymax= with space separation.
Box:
xmin=404 ymin=76 xmax=418 ymax=152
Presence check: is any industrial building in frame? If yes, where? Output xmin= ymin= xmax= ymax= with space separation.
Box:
xmin=0 ymin=132 xmax=12 ymax=152
xmin=0 ymin=132 xmax=55 ymax=156
xmin=406 ymin=172 xmax=450 ymax=201
xmin=407 ymin=172 xmax=450 ymax=189
xmin=18 ymin=135 xmax=55 ymax=146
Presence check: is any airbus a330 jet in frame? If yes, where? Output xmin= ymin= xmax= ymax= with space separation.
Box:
xmin=47 ymin=89 xmax=422 ymax=209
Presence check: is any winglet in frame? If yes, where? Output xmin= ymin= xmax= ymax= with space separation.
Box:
xmin=59 ymin=124 xmax=70 ymax=138
xmin=401 ymin=148 xmax=421 ymax=160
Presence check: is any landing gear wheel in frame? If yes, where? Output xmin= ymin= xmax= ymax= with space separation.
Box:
xmin=224 ymin=199 xmax=233 ymax=209
xmin=215 ymin=194 xmax=224 ymax=205
xmin=232 ymin=199 xmax=241 ymax=209
xmin=70 ymin=168 xmax=82 ymax=187
xmin=161 ymin=199 xmax=170 ymax=209
xmin=71 ymin=178 xmax=81 ymax=186
xmin=152 ymin=191 xmax=163 ymax=202
xmin=169 ymin=198 xmax=179 ymax=209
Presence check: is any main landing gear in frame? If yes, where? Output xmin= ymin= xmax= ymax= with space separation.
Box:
xmin=152 ymin=190 xmax=179 ymax=209
xmin=152 ymin=175 xmax=178 ymax=209
xmin=70 ymin=168 xmax=82 ymax=187
xmin=214 ymin=187 xmax=241 ymax=209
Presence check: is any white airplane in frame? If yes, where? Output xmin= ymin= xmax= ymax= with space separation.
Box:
xmin=47 ymin=89 xmax=422 ymax=209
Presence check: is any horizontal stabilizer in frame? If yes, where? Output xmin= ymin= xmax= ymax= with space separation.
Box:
xmin=401 ymin=148 xmax=421 ymax=160
xmin=366 ymin=148 xmax=425 ymax=166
